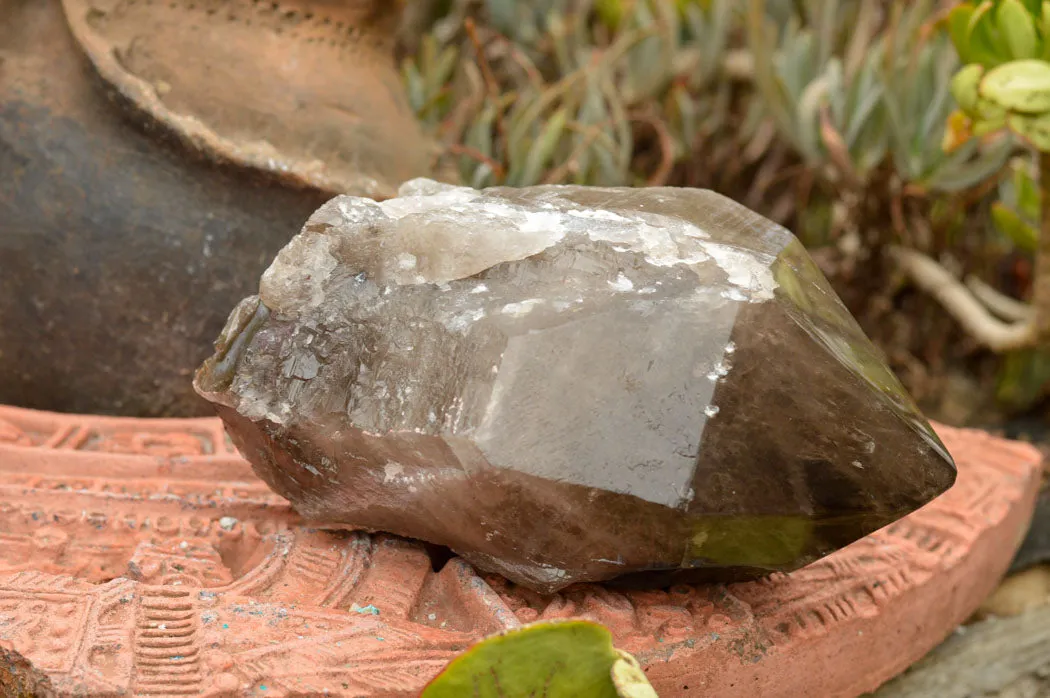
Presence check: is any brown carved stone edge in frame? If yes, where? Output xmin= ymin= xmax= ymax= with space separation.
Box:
xmin=0 ymin=405 xmax=1041 ymax=697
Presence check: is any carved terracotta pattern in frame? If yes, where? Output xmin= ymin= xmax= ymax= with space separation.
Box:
xmin=0 ymin=405 xmax=1041 ymax=697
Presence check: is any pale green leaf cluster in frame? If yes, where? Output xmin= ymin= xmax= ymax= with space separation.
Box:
xmin=948 ymin=0 xmax=1050 ymax=151
xmin=949 ymin=0 xmax=1050 ymax=67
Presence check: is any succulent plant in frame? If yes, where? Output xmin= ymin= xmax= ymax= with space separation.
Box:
xmin=980 ymin=154 xmax=1050 ymax=409
xmin=948 ymin=58 xmax=1050 ymax=149
xmin=402 ymin=32 xmax=462 ymax=127
xmin=992 ymin=155 xmax=1041 ymax=251
xmin=401 ymin=0 xmax=1050 ymax=405
xmin=885 ymin=28 xmax=1014 ymax=193
xmin=944 ymin=1 xmax=1050 ymax=153
xmin=948 ymin=0 xmax=1050 ymax=68
xmin=888 ymin=0 xmax=1050 ymax=355
xmin=401 ymin=0 xmax=735 ymax=188
xmin=746 ymin=0 xmax=1013 ymax=193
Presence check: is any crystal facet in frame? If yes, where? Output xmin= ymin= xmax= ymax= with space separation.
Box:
xmin=194 ymin=179 xmax=956 ymax=593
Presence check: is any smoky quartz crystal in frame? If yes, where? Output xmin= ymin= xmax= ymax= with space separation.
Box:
xmin=195 ymin=179 xmax=956 ymax=593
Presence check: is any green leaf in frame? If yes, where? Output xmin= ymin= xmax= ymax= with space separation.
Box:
xmin=949 ymin=4 xmax=978 ymax=63
xmin=1042 ymin=1 xmax=1050 ymax=60
xmin=431 ymin=45 xmax=461 ymax=93
xmin=969 ymin=1 xmax=1010 ymax=66
xmin=976 ymin=93 xmax=1013 ymax=122
xmin=402 ymin=62 xmax=425 ymax=115
xmin=1013 ymin=159 xmax=1043 ymax=217
xmin=925 ymin=133 xmax=1012 ymax=190
xmin=670 ymin=84 xmax=699 ymax=147
xmin=421 ymin=621 xmax=655 ymax=698
xmin=981 ymin=59 xmax=1050 ymax=114
xmin=1022 ymin=0 xmax=1043 ymax=16
xmin=917 ymin=45 xmax=955 ymax=145
xmin=930 ymin=135 xmax=978 ymax=176
xmin=844 ymin=77 xmax=882 ymax=148
xmin=465 ymin=104 xmax=498 ymax=158
xmin=484 ymin=0 xmax=520 ymax=37
xmin=796 ymin=65 xmax=836 ymax=162
xmin=1009 ymin=110 xmax=1050 ymax=148
xmin=992 ymin=201 xmax=1040 ymax=250
xmin=998 ymin=0 xmax=1041 ymax=59
xmin=975 ymin=116 xmax=1011 ymax=137
xmin=952 ymin=64 xmax=985 ymax=113
xmin=996 ymin=348 xmax=1050 ymax=411
xmin=519 ymin=106 xmax=569 ymax=185
xmin=595 ymin=0 xmax=624 ymax=30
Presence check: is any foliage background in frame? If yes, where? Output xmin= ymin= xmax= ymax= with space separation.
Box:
xmin=398 ymin=0 xmax=1050 ymax=431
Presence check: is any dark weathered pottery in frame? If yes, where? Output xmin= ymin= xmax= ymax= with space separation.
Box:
xmin=0 ymin=0 xmax=431 ymax=416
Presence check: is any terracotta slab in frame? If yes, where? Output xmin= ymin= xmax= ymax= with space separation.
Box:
xmin=0 ymin=405 xmax=1041 ymax=697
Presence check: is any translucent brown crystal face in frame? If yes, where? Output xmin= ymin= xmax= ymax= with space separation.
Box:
xmin=195 ymin=179 xmax=956 ymax=593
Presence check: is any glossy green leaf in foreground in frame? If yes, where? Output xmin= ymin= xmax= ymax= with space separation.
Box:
xmin=421 ymin=620 xmax=658 ymax=698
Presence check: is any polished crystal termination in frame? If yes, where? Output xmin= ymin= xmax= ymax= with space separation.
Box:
xmin=194 ymin=179 xmax=956 ymax=593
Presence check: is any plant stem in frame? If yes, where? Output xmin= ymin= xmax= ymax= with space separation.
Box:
xmin=890 ymin=246 xmax=1034 ymax=352
xmin=965 ymin=276 xmax=1034 ymax=322
xmin=1034 ymin=151 xmax=1050 ymax=344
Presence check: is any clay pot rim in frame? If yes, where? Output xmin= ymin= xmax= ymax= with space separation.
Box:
xmin=60 ymin=0 xmax=403 ymax=199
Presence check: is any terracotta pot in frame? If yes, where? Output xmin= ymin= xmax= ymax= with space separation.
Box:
xmin=0 ymin=0 xmax=432 ymax=417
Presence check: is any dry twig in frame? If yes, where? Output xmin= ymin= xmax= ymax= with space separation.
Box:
xmin=965 ymin=276 xmax=1034 ymax=323
xmin=446 ymin=143 xmax=507 ymax=179
xmin=464 ymin=18 xmax=507 ymax=146
xmin=630 ymin=110 xmax=675 ymax=186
